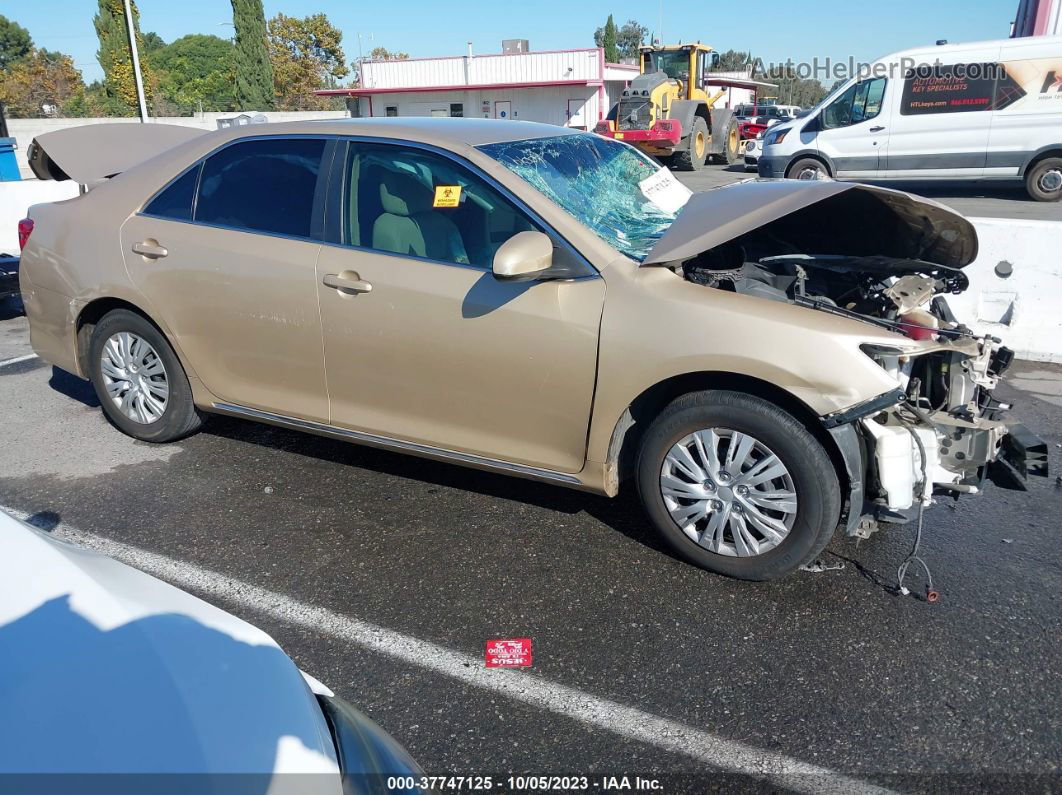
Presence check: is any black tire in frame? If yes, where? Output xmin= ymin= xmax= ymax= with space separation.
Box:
xmin=671 ymin=116 xmax=709 ymax=171
xmin=724 ymin=118 xmax=742 ymax=166
xmin=88 ymin=309 xmax=204 ymax=442
xmin=1025 ymin=157 xmax=1062 ymax=202
xmin=635 ymin=390 xmax=840 ymax=581
xmin=785 ymin=157 xmax=831 ymax=180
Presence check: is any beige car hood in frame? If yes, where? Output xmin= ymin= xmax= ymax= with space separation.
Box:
xmin=642 ymin=179 xmax=979 ymax=269
xmin=27 ymin=123 xmax=205 ymax=183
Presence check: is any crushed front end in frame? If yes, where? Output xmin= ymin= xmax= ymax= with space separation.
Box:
xmin=644 ymin=180 xmax=1050 ymax=536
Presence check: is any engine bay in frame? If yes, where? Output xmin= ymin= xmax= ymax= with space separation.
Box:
xmin=675 ymin=234 xmax=1047 ymax=532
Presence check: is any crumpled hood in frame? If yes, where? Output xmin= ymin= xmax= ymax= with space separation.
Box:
xmin=0 ymin=511 xmax=339 ymax=778
xmin=642 ymin=179 xmax=978 ymax=268
xmin=27 ymin=122 xmax=205 ymax=183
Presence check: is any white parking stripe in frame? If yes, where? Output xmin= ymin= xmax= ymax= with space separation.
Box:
xmin=3 ymin=506 xmax=894 ymax=795
xmin=0 ymin=353 xmax=38 ymax=368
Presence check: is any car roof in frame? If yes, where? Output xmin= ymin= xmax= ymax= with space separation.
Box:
xmin=224 ymin=116 xmax=586 ymax=149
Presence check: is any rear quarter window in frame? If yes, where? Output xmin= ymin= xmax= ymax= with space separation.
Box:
xmin=143 ymin=165 xmax=200 ymax=221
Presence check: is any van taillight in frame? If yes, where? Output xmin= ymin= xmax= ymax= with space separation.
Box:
xmin=17 ymin=218 xmax=33 ymax=251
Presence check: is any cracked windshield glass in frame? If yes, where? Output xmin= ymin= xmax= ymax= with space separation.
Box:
xmin=479 ymin=134 xmax=687 ymax=261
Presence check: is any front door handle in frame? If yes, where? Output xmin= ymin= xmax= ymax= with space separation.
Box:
xmin=323 ymin=271 xmax=373 ymax=294
xmin=869 ymin=125 xmax=885 ymax=132
xmin=131 ymin=240 xmax=168 ymax=259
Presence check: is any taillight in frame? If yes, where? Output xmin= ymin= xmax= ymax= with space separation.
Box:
xmin=17 ymin=218 xmax=33 ymax=251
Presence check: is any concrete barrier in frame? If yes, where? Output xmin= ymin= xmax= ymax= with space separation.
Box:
xmin=952 ymin=218 xmax=1061 ymax=363
xmin=6 ymin=113 xmax=350 ymax=179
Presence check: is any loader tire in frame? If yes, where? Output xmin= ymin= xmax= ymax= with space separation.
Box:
xmin=671 ymin=117 xmax=709 ymax=171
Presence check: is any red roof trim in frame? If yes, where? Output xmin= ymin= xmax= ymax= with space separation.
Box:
xmin=316 ymin=79 xmax=603 ymax=97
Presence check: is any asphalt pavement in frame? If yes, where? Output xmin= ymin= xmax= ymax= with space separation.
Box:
xmin=676 ymin=166 xmax=1062 ymax=222
xmin=1 ymin=293 xmax=1060 ymax=792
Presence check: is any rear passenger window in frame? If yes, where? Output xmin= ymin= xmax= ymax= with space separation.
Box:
xmin=900 ymin=63 xmax=1000 ymax=115
xmin=195 ymin=138 xmax=325 ymax=238
xmin=143 ymin=165 xmax=200 ymax=221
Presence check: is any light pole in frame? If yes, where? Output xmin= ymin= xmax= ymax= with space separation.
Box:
xmin=122 ymin=0 xmax=149 ymax=122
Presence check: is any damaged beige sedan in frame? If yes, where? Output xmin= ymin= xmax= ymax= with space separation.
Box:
xmin=19 ymin=118 xmax=1047 ymax=580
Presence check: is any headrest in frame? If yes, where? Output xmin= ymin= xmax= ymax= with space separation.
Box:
xmin=379 ymin=170 xmax=432 ymax=217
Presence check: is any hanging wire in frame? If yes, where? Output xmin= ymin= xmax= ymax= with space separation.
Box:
xmin=895 ymin=414 xmax=938 ymax=602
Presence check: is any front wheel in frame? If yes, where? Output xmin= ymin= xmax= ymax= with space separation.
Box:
xmin=636 ymin=391 xmax=840 ymax=580
xmin=785 ymin=157 xmax=831 ymax=180
xmin=1025 ymin=157 xmax=1062 ymax=202
xmin=671 ymin=116 xmax=709 ymax=171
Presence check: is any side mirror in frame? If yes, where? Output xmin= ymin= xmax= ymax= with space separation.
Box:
xmin=492 ymin=231 xmax=553 ymax=281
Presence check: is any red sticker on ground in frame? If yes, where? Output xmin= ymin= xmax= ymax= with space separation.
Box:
xmin=485 ymin=638 xmax=532 ymax=668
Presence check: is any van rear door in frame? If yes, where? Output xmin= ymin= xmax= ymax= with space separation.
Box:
xmin=882 ymin=45 xmax=1001 ymax=178
xmin=985 ymin=37 xmax=1062 ymax=178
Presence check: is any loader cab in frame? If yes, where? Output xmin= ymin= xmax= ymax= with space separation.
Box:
xmin=639 ymin=45 xmax=719 ymax=100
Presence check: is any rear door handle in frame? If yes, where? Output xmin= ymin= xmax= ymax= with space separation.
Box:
xmin=131 ymin=240 xmax=168 ymax=259
xmin=869 ymin=125 xmax=885 ymax=132
xmin=323 ymin=272 xmax=373 ymax=294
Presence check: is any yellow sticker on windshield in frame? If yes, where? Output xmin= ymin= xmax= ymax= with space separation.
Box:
xmin=433 ymin=185 xmax=462 ymax=208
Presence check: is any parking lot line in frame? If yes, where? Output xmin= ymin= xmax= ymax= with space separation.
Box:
xmin=4 ymin=505 xmax=895 ymax=795
xmin=0 ymin=353 xmax=38 ymax=368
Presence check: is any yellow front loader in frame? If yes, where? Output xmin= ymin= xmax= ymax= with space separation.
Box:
xmin=595 ymin=43 xmax=740 ymax=170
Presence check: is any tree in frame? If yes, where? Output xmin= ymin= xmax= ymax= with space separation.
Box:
xmin=708 ymin=49 xmax=753 ymax=72
xmin=595 ymin=18 xmax=646 ymax=61
xmin=600 ymin=15 xmax=619 ymax=63
xmin=0 ymin=14 xmax=33 ymax=70
xmin=615 ymin=19 xmax=647 ymax=60
xmin=151 ymin=34 xmax=235 ymax=113
xmin=267 ymin=13 xmax=347 ymax=111
xmin=0 ymin=48 xmax=87 ymax=117
xmin=93 ymin=0 xmax=152 ymax=115
xmin=141 ymin=31 xmax=165 ymax=55
xmin=368 ymin=46 xmax=409 ymax=60
xmin=230 ymin=0 xmax=274 ymax=109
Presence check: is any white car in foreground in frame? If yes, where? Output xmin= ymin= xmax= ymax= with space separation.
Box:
xmin=0 ymin=509 xmax=422 ymax=793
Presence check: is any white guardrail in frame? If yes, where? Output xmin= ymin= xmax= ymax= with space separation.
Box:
xmin=0 ymin=182 xmax=1058 ymax=361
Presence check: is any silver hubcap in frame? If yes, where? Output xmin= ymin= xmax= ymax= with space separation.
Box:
xmin=100 ymin=332 xmax=169 ymax=424
xmin=1039 ymin=168 xmax=1062 ymax=193
xmin=797 ymin=166 xmax=824 ymax=180
xmin=660 ymin=429 xmax=798 ymax=557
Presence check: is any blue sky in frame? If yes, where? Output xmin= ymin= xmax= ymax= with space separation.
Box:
xmin=12 ymin=0 xmax=1016 ymax=85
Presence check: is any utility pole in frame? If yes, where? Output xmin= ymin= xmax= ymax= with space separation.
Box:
xmin=122 ymin=0 xmax=149 ymax=122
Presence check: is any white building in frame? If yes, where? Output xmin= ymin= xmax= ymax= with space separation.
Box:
xmin=317 ymin=45 xmax=638 ymax=130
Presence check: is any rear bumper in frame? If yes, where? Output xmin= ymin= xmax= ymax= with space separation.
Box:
xmin=597 ymin=123 xmax=683 ymax=149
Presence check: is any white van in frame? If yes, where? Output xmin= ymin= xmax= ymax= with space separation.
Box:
xmin=758 ymin=36 xmax=1062 ymax=200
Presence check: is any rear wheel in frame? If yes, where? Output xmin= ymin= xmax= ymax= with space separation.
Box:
xmin=636 ymin=390 xmax=840 ymax=580
xmin=671 ymin=116 xmax=709 ymax=171
xmin=1025 ymin=157 xmax=1062 ymax=202
xmin=724 ymin=118 xmax=742 ymax=166
xmin=785 ymin=157 xmax=831 ymax=180
xmin=88 ymin=309 xmax=204 ymax=442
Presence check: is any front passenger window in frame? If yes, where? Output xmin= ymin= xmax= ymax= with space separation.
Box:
xmin=343 ymin=143 xmax=537 ymax=269
xmin=822 ymin=78 xmax=886 ymax=129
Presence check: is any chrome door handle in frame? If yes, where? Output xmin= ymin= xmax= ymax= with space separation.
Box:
xmin=131 ymin=240 xmax=168 ymax=259
xmin=323 ymin=272 xmax=373 ymax=294
xmin=869 ymin=126 xmax=885 ymax=132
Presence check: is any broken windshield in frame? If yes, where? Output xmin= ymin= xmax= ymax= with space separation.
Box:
xmin=478 ymin=134 xmax=683 ymax=261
